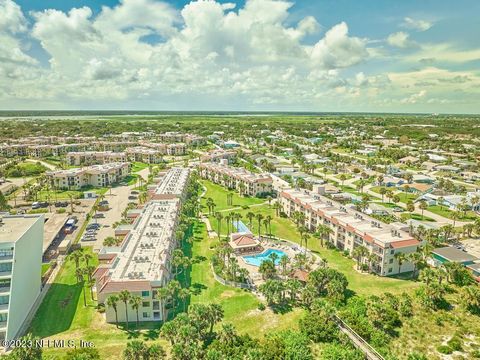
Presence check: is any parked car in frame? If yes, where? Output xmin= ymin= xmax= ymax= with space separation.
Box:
xmin=393 ymin=207 xmax=404 ymax=212
xmin=131 ymin=190 xmax=139 ymax=195
xmin=32 ymin=201 xmax=49 ymax=209
xmin=93 ymin=213 xmax=105 ymax=218
xmin=55 ymin=201 xmax=68 ymax=207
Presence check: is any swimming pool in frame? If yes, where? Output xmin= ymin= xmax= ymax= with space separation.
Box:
xmin=234 ymin=220 xmax=251 ymax=233
xmin=243 ymin=249 xmax=286 ymax=267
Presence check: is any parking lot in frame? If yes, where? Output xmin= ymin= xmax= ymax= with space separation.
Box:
xmin=82 ymin=168 xmax=149 ymax=251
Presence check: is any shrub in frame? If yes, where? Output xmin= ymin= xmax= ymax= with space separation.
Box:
xmin=437 ymin=345 xmax=453 ymax=354
xmin=447 ymin=337 xmax=463 ymax=352
xmin=258 ymin=303 xmax=266 ymax=311
xmin=471 ymin=350 xmax=480 ymax=358
xmin=56 ymin=208 xmax=66 ymax=214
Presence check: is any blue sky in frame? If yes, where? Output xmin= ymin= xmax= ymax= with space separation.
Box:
xmin=2 ymin=0 xmax=480 ymax=113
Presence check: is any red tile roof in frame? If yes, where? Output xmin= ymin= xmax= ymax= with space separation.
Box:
xmin=390 ymin=239 xmax=420 ymax=249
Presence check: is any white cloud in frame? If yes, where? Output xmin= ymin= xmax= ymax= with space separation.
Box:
xmin=0 ymin=0 xmax=477 ymax=112
xmin=402 ymin=17 xmax=432 ymax=32
xmin=387 ymin=31 xmax=416 ymax=48
xmin=401 ymin=90 xmax=426 ymax=104
xmin=310 ymin=22 xmax=368 ymax=69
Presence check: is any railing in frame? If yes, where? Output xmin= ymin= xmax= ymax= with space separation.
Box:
xmin=333 ymin=314 xmax=385 ymax=360
xmin=211 ymin=265 xmax=254 ymax=290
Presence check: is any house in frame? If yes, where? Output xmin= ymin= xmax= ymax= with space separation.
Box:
xmin=434 ymin=165 xmax=461 ymax=173
xmin=223 ymin=140 xmax=241 ymax=149
xmin=430 ymin=247 xmax=478 ymax=266
xmin=398 ymin=156 xmax=420 ymax=165
xmin=366 ymin=203 xmax=390 ymax=216
xmin=412 ymin=174 xmax=435 ymax=184
xmin=381 ymin=176 xmax=404 ymax=187
xmin=427 ymin=154 xmax=447 ymax=162
xmin=401 ymin=183 xmax=433 ymax=194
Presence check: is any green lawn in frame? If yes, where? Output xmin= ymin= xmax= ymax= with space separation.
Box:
xmin=41 ymin=263 xmax=51 ymax=276
xmin=200 ymin=180 xmax=265 ymax=212
xmin=401 ymin=213 xmax=436 ymax=222
xmin=30 ymin=248 xmax=166 ymax=359
xmin=427 ymin=205 xmax=478 ymax=221
xmin=186 ymin=221 xmax=303 ymax=335
xmin=131 ymin=162 xmax=149 ymax=173
xmin=207 ymin=202 xmax=417 ymax=297
xmin=396 ymin=192 xmax=418 ymax=204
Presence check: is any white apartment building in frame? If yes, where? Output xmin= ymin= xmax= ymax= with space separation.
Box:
xmin=198 ymin=162 xmax=273 ymax=197
xmin=279 ymin=187 xmax=422 ymax=276
xmin=150 ymin=168 xmax=190 ymax=201
xmin=0 ymin=215 xmax=44 ymax=342
xmin=66 ymin=151 xmax=127 ymax=166
xmin=94 ymin=168 xmax=190 ymax=323
xmin=46 ymin=162 xmax=130 ymax=189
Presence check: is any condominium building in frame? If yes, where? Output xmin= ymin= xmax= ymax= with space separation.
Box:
xmin=151 ymin=168 xmax=190 ymax=200
xmin=200 ymin=149 xmax=236 ymax=163
xmin=126 ymin=147 xmax=163 ymax=164
xmin=94 ymin=168 xmax=190 ymax=323
xmin=198 ymin=162 xmax=273 ymax=196
xmin=279 ymin=187 xmax=422 ymax=276
xmin=46 ymin=162 xmax=130 ymax=189
xmin=66 ymin=151 xmax=127 ymax=166
xmin=0 ymin=215 xmax=44 ymax=342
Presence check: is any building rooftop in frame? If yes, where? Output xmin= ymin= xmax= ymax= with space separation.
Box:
xmin=153 ymin=168 xmax=190 ymax=198
xmin=432 ymin=246 xmax=479 ymax=263
xmin=108 ymin=199 xmax=180 ymax=284
xmin=281 ymin=188 xmax=416 ymax=248
xmin=0 ymin=215 xmax=43 ymax=243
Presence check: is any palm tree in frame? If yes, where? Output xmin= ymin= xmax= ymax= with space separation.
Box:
xmin=265 ymin=215 xmax=273 ymax=236
xmin=419 ymin=200 xmax=428 ymax=219
xmin=178 ymin=288 xmax=190 ymax=313
xmin=315 ymin=225 xmax=332 ymax=247
xmin=75 ymin=267 xmax=87 ymax=307
xmin=129 ymin=295 xmax=142 ymax=328
xmin=69 ymin=249 xmax=83 ymax=270
xmin=83 ymin=252 xmax=93 ymax=267
xmin=394 ymin=252 xmax=407 ymax=274
xmin=214 ymin=212 xmax=223 ymax=239
xmin=256 ymin=213 xmax=264 ymax=237
xmin=279 ymin=255 xmax=289 ymax=278
xmin=246 ymin=212 xmax=255 ymax=227
xmin=352 ymin=246 xmax=368 ymax=270
xmin=158 ymin=287 xmax=170 ymax=322
xmin=86 ymin=278 xmax=96 ymax=301
xmin=106 ymin=295 xmax=119 ymax=328
xmin=272 ymin=202 xmax=282 ymax=217
xmin=118 ymin=290 xmax=131 ymax=330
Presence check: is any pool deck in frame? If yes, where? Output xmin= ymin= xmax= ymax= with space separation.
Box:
xmin=235 ymin=239 xmax=322 ymax=287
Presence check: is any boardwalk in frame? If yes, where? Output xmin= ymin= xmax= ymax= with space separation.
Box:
xmin=333 ymin=315 xmax=385 ymax=360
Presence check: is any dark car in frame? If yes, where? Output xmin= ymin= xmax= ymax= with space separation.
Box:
xmin=55 ymin=201 xmax=69 ymax=207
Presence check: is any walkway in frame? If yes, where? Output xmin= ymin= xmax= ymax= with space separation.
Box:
xmin=333 ymin=315 xmax=385 ymax=360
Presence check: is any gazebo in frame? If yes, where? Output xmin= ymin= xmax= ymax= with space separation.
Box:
xmin=229 ymin=232 xmax=262 ymax=254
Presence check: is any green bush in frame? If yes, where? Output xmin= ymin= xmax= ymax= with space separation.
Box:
xmin=28 ymin=208 xmax=48 ymax=214
xmin=56 ymin=208 xmax=66 ymax=214
xmin=447 ymin=337 xmax=463 ymax=352
xmin=258 ymin=303 xmax=266 ymax=311
xmin=437 ymin=345 xmax=453 ymax=354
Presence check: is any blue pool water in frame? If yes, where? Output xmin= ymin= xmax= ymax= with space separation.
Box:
xmin=243 ymin=249 xmax=287 ymax=267
xmin=234 ymin=220 xmax=251 ymax=233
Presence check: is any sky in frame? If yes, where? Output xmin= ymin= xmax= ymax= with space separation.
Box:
xmin=1 ymin=0 xmax=479 ymax=113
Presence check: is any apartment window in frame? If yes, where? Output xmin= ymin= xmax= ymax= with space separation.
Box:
xmin=142 ymin=302 xmax=150 ymax=307
xmin=0 ymin=296 xmax=8 ymax=305
xmin=0 ymin=249 xmax=13 ymax=258
xmin=390 ymin=250 xmax=395 ymax=255
xmin=142 ymin=312 xmax=149 ymax=318
xmin=141 ymin=291 xmax=150 ymax=297
xmin=388 ymin=268 xmax=393 ymax=273
xmin=0 ymin=314 xmax=7 ymax=322
xmin=0 ymin=263 xmax=12 ymax=273
xmin=389 ymin=259 xmax=394 ymax=264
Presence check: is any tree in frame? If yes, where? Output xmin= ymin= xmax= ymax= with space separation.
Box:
xmin=352 ymin=246 xmax=368 ymax=270
xmin=394 ymin=252 xmax=407 ymax=274
xmin=0 ymin=191 xmax=10 ymax=211
xmin=69 ymin=249 xmax=84 ymax=270
xmin=256 ymin=213 xmax=264 ymax=237
xmin=299 ymin=307 xmax=338 ymax=343
xmin=7 ymin=333 xmax=42 ymax=360
xmin=106 ymin=295 xmax=119 ymax=328
xmin=206 ymin=303 xmax=224 ymax=336
xmin=178 ymin=287 xmax=190 ymax=313
xmin=315 ymin=225 xmax=333 ymax=247
xmin=64 ymin=348 xmax=100 ymax=360
xmin=273 ymin=202 xmax=282 ymax=217
xmin=379 ymin=187 xmax=387 ymax=203
xmin=460 ymin=285 xmax=480 ymax=314
xmin=246 ymin=211 xmax=255 ymax=227
xmin=119 ymin=290 xmax=131 ymax=330
xmin=406 ymin=200 xmax=415 ymax=213
xmin=214 ymin=212 xmax=223 ymax=239
xmin=259 ymin=259 xmax=276 ymax=280
xmin=129 ymin=295 xmax=142 ymax=328
xmin=123 ymin=340 xmax=166 ymax=360
xmin=279 ymin=255 xmax=290 ymax=278
xmin=419 ymin=200 xmax=428 ymax=219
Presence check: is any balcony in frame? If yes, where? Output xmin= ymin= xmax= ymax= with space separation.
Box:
xmin=0 ymin=256 xmax=13 ymax=262
xmin=0 ymin=304 xmax=8 ymax=312
xmin=0 ymin=271 xmax=12 ymax=278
